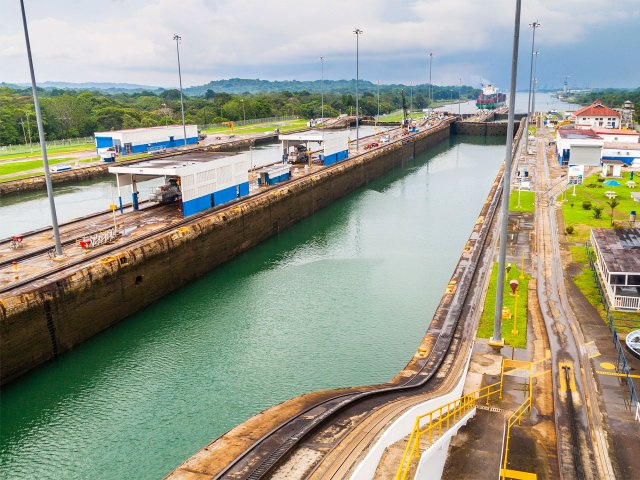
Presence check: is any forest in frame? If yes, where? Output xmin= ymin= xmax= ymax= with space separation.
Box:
xmin=0 ymin=80 xmax=478 ymax=146
xmin=570 ymin=88 xmax=639 ymax=122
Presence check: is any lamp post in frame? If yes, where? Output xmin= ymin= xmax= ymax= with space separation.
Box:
xmin=376 ymin=80 xmax=380 ymax=129
xmin=173 ymin=34 xmax=187 ymax=147
xmin=524 ymin=21 xmax=541 ymax=143
xmin=353 ymin=27 xmax=363 ymax=152
xmin=532 ymin=51 xmax=539 ymax=120
xmin=491 ymin=0 xmax=522 ymax=348
xmin=320 ymin=56 xmax=325 ymax=121
xmin=19 ymin=0 xmax=63 ymax=257
xmin=428 ymin=52 xmax=433 ymax=105
xmin=458 ymin=78 xmax=462 ymax=116
xmin=241 ymin=98 xmax=246 ymax=124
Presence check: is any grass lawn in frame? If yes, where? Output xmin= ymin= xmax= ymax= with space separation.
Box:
xmin=477 ymin=262 xmax=531 ymax=348
xmin=377 ymin=111 xmax=425 ymax=122
xmin=561 ymin=171 xmax=639 ymax=243
xmin=568 ymin=244 xmax=639 ymax=334
xmin=202 ymin=119 xmax=308 ymax=135
xmin=0 ymin=142 xmax=94 ymax=161
xmin=0 ymin=157 xmax=82 ymax=176
xmin=509 ymin=190 xmax=535 ymax=213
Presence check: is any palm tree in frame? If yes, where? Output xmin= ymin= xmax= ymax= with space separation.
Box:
xmin=606 ymin=197 xmax=620 ymax=226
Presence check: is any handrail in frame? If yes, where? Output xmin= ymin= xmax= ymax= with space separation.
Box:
xmin=500 ymin=396 xmax=533 ymax=479
xmin=395 ymin=380 xmax=502 ymax=480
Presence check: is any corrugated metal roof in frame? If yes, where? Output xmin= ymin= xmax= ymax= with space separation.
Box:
xmin=592 ymin=228 xmax=640 ymax=273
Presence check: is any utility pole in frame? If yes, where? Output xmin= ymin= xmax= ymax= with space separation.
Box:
xmin=19 ymin=0 xmax=63 ymax=257
xmin=458 ymin=78 xmax=462 ymax=116
xmin=491 ymin=0 xmax=522 ymax=347
xmin=173 ymin=34 xmax=187 ymax=147
xmin=532 ymin=52 xmax=539 ymax=120
xmin=354 ymin=28 xmax=363 ymax=152
xmin=376 ymin=80 xmax=380 ymax=128
xmin=320 ymin=56 xmax=325 ymax=121
xmin=428 ymin=52 xmax=433 ymax=105
xmin=524 ymin=21 xmax=541 ymax=142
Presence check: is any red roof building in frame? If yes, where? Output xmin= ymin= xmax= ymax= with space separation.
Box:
xmin=574 ymin=100 xmax=620 ymax=130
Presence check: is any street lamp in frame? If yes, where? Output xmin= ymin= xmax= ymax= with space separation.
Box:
xmin=376 ymin=80 xmax=380 ymax=128
xmin=491 ymin=0 xmax=522 ymax=348
xmin=524 ymin=21 xmax=541 ymax=142
xmin=19 ymin=0 xmax=63 ymax=257
xmin=320 ymin=56 xmax=325 ymax=121
xmin=532 ymin=51 xmax=540 ymax=120
xmin=458 ymin=77 xmax=462 ymax=116
xmin=173 ymin=34 xmax=187 ymax=147
xmin=241 ymin=98 xmax=246 ymax=124
xmin=353 ymin=27 xmax=363 ymax=152
xmin=428 ymin=52 xmax=433 ymax=105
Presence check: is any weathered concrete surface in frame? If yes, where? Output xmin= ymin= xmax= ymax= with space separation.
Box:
xmin=451 ymin=120 xmax=512 ymax=136
xmin=0 ymin=123 xmax=451 ymax=385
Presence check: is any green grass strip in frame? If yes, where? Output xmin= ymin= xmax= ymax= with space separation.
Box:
xmin=477 ymin=262 xmax=531 ymax=348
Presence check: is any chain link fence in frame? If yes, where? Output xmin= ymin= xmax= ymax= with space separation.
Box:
xmin=1 ymin=136 xmax=94 ymax=156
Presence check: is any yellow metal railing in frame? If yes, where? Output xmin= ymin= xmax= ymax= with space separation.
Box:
xmin=500 ymin=396 xmax=535 ymax=480
xmin=395 ymin=380 xmax=502 ymax=480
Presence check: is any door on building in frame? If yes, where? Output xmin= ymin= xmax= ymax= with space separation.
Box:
xmin=124 ymin=143 xmax=132 ymax=154
xmin=169 ymin=136 xmax=175 ymax=147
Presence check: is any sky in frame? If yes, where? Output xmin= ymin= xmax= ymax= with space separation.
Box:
xmin=2 ymin=0 xmax=639 ymax=91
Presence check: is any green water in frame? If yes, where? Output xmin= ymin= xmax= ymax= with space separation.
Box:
xmin=0 ymin=135 xmax=505 ymax=479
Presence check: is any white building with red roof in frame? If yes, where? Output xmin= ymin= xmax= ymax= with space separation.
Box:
xmin=574 ymin=100 xmax=620 ymax=129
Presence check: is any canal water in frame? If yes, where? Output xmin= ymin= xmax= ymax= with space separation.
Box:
xmin=0 ymin=134 xmax=505 ymax=479
xmin=436 ymin=91 xmax=577 ymax=115
xmin=0 ymin=126 xmax=390 ymax=239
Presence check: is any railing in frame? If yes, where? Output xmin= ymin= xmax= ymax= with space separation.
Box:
xmin=0 ymin=136 xmax=94 ymax=155
xmin=499 ymin=396 xmax=536 ymax=480
xmin=587 ymin=244 xmax=640 ymax=421
xmin=395 ymin=380 xmax=502 ymax=480
xmin=615 ymin=294 xmax=640 ymax=311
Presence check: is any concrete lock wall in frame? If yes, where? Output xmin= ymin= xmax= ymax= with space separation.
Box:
xmin=0 ymin=124 xmax=450 ymax=384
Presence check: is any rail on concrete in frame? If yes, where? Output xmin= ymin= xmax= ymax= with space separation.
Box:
xmin=394 ymin=379 xmax=502 ymax=480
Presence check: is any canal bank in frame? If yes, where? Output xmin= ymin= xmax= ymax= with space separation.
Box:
xmin=1 ymin=122 xmax=447 ymax=384
xmin=0 ymin=133 xmax=507 ymax=480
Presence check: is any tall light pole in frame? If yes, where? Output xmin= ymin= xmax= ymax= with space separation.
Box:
xmin=532 ymin=51 xmax=539 ymax=120
xmin=376 ymin=80 xmax=380 ymax=128
xmin=241 ymin=98 xmax=246 ymax=123
xmin=428 ymin=52 xmax=433 ymax=105
xmin=20 ymin=0 xmax=63 ymax=257
xmin=354 ymin=27 xmax=363 ymax=152
xmin=458 ymin=77 xmax=462 ymax=116
xmin=173 ymin=34 xmax=187 ymax=147
xmin=491 ymin=0 xmax=522 ymax=347
xmin=524 ymin=21 xmax=541 ymax=141
xmin=320 ymin=56 xmax=325 ymax=121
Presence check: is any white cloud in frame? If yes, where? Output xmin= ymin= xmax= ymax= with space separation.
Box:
xmin=2 ymin=0 xmax=638 ymax=87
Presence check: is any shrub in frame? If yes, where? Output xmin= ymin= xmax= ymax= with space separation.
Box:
xmin=593 ymin=206 xmax=603 ymax=219
xmin=586 ymin=184 xmax=598 ymax=188
xmin=566 ymin=225 xmax=575 ymax=235
xmin=582 ymin=200 xmax=592 ymax=210
xmin=597 ymin=178 xmax=605 ymax=183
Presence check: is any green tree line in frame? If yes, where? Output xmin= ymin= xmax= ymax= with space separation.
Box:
xmin=0 ymin=83 xmax=478 ymax=146
xmin=570 ymin=88 xmax=639 ymax=123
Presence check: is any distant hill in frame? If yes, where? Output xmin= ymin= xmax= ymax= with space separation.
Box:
xmin=4 ymin=81 xmax=163 ymax=94
xmin=184 ymin=78 xmax=447 ymax=96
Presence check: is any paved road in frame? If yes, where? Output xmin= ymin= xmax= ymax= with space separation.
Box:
xmin=534 ymin=125 xmax=614 ymax=479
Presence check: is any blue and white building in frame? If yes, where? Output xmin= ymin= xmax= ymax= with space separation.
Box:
xmin=108 ymin=154 xmax=250 ymax=217
xmin=95 ymin=125 xmax=199 ymax=156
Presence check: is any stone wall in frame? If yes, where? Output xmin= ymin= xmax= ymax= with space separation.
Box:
xmin=0 ymin=123 xmax=450 ymax=384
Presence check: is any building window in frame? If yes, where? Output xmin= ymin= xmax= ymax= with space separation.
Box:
xmin=610 ymin=274 xmax=626 ymax=285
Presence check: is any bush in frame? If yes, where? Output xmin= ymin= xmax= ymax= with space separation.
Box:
xmin=593 ymin=206 xmax=603 ymax=219
xmin=586 ymin=184 xmax=598 ymax=188
xmin=582 ymin=200 xmax=592 ymax=210
xmin=597 ymin=178 xmax=605 ymax=182
xmin=566 ymin=225 xmax=575 ymax=235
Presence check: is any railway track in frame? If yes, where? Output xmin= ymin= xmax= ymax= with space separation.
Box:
xmin=168 ymin=122 xmax=521 ymax=480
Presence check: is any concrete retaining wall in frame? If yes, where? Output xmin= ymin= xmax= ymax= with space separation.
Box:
xmin=451 ymin=121 xmax=512 ymax=136
xmin=0 ymin=123 xmax=451 ymax=384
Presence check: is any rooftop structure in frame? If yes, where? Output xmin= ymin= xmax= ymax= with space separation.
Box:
xmin=591 ymin=228 xmax=640 ymax=311
xmin=108 ymin=153 xmax=249 ymax=217
xmin=95 ymin=124 xmax=199 ymax=156
xmin=574 ymin=100 xmax=620 ymax=130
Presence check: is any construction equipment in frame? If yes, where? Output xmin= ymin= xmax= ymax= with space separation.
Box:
xmin=222 ymin=121 xmax=235 ymax=133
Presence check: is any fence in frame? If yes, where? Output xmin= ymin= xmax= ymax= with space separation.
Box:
xmin=1 ymin=136 xmax=95 ymax=156
xmin=587 ymin=244 xmax=640 ymax=418
xmin=199 ymin=115 xmax=298 ymax=131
